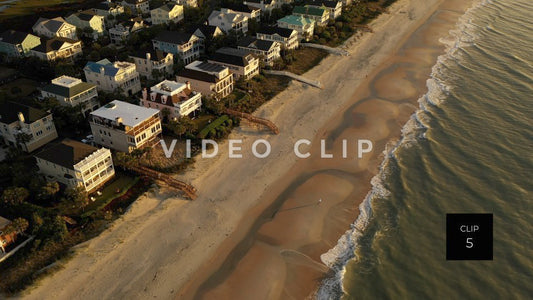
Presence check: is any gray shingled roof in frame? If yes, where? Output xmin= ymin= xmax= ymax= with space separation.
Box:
xmin=129 ymin=49 xmax=169 ymax=61
xmin=32 ymin=37 xmax=79 ymax=53
xmin=210 ymin=47 xmax=254 ymax=67
xmin=193 ymin=24 xmax=220 ymax=38
xmin=238 ymin=36 xmax=276 ymax=51
xmin=153 ymin=30 xmax=193 ymax=45
xmin=39 ymin=17 xmax=69 ymax=33
xmin=257 ymin=26 xmax=295 ymax=38
xmin=34 ymin=139 xmax=99 ymax=170
xmin=0 ymin=30 xmax=33 ymax=45
xmin=0 ymin=101 xmax=49 ymax=124
xmin=177 ymin=69 xmax=218 ymax=83
xmin=41 ymin=81 xmax=96 ymax=98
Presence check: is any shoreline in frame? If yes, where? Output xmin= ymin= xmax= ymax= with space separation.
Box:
xmin=185 ymin=0 xmax=477 ymax=298
xmin=18 ymin=0 xmax=475 ymax=298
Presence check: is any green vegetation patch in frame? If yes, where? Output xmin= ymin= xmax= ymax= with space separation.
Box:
xmin=197 ymin=115 xmax=231 ymax=139
xmin=81 ymin=175 xmax=139 ymax=219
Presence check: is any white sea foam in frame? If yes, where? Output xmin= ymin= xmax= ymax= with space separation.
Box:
xmin=316 ymin=0 xmax=490 ymax=298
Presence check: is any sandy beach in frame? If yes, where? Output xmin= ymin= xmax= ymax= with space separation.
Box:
xmin=19 ymin=0 xmax=475 ymax=299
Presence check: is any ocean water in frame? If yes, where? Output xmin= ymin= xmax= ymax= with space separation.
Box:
xmin=320 ymin=0 xmax=533 ymax=298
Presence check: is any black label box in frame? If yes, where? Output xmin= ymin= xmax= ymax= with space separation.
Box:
xmin=446 ymin=213 xmax=493 ymax=260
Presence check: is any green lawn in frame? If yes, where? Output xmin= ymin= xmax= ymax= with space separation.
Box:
xmin=83 ymin=173 xmax=138 ymax=216
xmin=192 ymin=114 xmax=216 ymax=132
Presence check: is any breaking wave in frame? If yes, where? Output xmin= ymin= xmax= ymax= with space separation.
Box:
xmin=316 ymin=0 xmax=488 ymax=298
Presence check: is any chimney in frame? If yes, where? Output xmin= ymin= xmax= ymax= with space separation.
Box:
xmin=142 ymin=87 xmax=148 ymax=100
xmin=146 ymin=52 xmax=151 ymax=60
xmin=185 ymin=81 xmax=191 ymax=90
xmin=17 ymin=112 xmax=25 ymax=123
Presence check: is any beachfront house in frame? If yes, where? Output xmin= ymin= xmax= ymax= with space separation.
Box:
xmin=150 ymin=4 xmax=184 ymax=25
xmin=208 ymin=47 xmax=260 ymax=80
xmin=0 ymin=102 xmax=58 ymax=152
xmin=207 ymin=9 xmax=249 ymax=34
xmin=152 ymin=31 xmax=202 ymax=65
xmin=66 ymin=10 xmax=106 ymax=40
xmin=40 ymin=75 xmax=100 ymax=116
xmin=34 ymin=139 xmax=115 ymax=193
xmin=141 ymin=80 xmax=202 ymax=120
xmin=176 ymin=61 xmax=234 ymax=99
xmin=277 ymin=15 xmax=315 ymax=41
xmin=84 ymin=59 xmax=141 ymax=96
xmin=237 ymin=37 xmax=281 ymax=66
xmin=89 ymin=100 xmax=162 ymax=153
xmin=32 ymin=17 xmax=78 ymax=40
xmin=256 ymin=27 xmax=299 ymax=50
xmin=29 ymin=37 xmax=82 ymax=61
xmin=0 ymin=30 xmax=41 ymax=58
xmin=306 ymin=0 xmax=342 ymax=20
xmin=129 ymin=49 xmax=174 ymax=80
xmin=292 ymin=6 xmax=329 ymax=26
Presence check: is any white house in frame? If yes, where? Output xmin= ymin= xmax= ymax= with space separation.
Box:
xmin=237 ymin=37 xmax=281 ymax=66
xmin=30 ymin=37 xmax=83 ymax=61
xmin=0 ymin=102 xmax=58 ymax=152
xmin=141 ymin=80 xmax=202 ymax=120
xmin=129 ymin=49 xmax=174 ymax=80
xmin=84 ymin=59 xmax=141 ymax=96
xmin=40 ymin=76 xmax=99 ymax=116
xmin=208 ymin=9 xmax=248 ymax=34
xmin=208 ymin=47 xmax=259 ymax=80
xmin=176 ymin=61 xmax=234 ymax=99
xmin=152 ymin=31 xmax=202 ymax=65
xmin=66 ymin=10 xmax=106 ymax=40
xmin=89 ymin=100 xmax=162 ymax=153
xmin=35 ymin=139 xmax=115 ymax=193
xmin=121 ymin=0 xmax=150 ymax=14
xmin=150 ymin=4 xmax=184 ymax=25
xmin=32 ymin=17 xmax=77 ymax=40
xmin=256 ymin=27 xmax=299 ymax=50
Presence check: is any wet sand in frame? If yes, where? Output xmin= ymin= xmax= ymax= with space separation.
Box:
xmin=189 ymin=0 xmax=475 ymax=299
